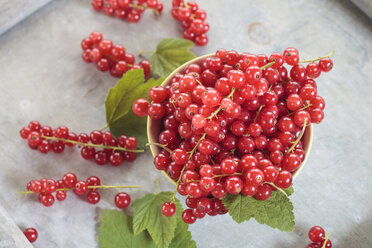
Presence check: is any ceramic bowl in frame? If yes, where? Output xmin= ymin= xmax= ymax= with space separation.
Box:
xmin=147 ymin=54 xmax=313 ymax=185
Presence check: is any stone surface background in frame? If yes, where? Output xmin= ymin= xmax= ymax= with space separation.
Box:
xmin=0 ymin=0 xmax=371 ymax=247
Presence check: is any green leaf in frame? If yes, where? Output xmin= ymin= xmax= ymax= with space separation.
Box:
xmin=98 ymin=209 xmax=156 ymax=248
xmin=222 ymin=187 xmax=295 ymax=232
xmin=132 ymin=192 xmax=182 ymax=248
xmin=150 ymin=38 xmax=196 ymax=78
xmin=105 ymin=69 xmax=164 ymax=148
xmin=169 ymin=217 xmax=197 ymax=248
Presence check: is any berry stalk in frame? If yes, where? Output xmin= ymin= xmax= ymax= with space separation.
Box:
xmin=41 ymin=135 xmax=144 ymax=153
xmin=286 ymin=118 xmax=307 ymax=155
xmin=321 ymin=232 xmax=332 ymax=248
xmin=299 ymin=50 xmax=334 ymax=63
xmin=18 ymin=185 xmax=141 ymax=195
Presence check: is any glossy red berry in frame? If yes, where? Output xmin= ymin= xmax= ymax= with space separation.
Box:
xmin=182 ymin=209 xmax=197 ymax=224
xmin=224 ymin=176 xmax=243 ymax=195
xmin=86 ymin=191 xmax=101 ymax=204
xmin=74 ymin=181 xmax=88 ymax=195
xmin=115 ymin=192 xmax=131 ymax=208
xmin=161 ymin=202 xmax=176 ymax=217
xmin=255 ymin=184 xmax=272 ymax=201
xmin=62 ymin=173 xmax=77 ymax=188
xmin=308 ymin=226 xmax=326 ymax=242
xmin=24 ymin=228 xmax=38 ymax=243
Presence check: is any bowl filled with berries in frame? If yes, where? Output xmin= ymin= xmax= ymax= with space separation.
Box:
xmin=132 ymin=47 xmax=331 ymax=222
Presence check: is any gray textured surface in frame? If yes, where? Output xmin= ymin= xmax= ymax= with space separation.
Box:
xmin=0 ymin=204 xmax=32 ymax=248
xmin=0 ymin=0 xmax=53 ymax=35
xmin=0 ymin=0 xmax=371 ymax=247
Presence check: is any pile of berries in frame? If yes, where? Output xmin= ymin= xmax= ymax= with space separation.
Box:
xmin=24 ymin=228 xmax=38 ymax=243
xmin=26 ymin=173 xmax=132 ymax=208
xmin=91 ymin=0 xmax=163 ymax=23
xmin=171 ymin=0 xmax=209 ymax=46
xmin=20 ymin=120 xmax=141 ymax=166
xmin=133 ymin=47 xmax=333 ymax=223
xmin=81 ymin=31 xmax=151 ymax=78
xmin=306 ymin=226 xmax=332 ymax=248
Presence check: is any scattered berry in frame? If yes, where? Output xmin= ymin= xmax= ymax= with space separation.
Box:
xmin=23 ymin=228 xmax=38 ymax=243
xmin=114 ymin=192 xmax=131 ymax=208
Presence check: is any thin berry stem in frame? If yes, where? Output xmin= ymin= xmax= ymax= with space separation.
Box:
xmin=321 ymin=232 xmax=332 ymax=248
xmin=299 ymin=50 xmax=334 ymax=63
xmin=146 ymin=142 xmax=173 ymax=153
xmin=286 ymin=118 xmax=307 ymax=155
xmin=252 ymin=84 xmax=273 ymax=123
xmin=129 ymin=3 xmax=146 ymax=10
xmin=41 ymin=135 xmax=144 ymax=153
xmin=260 ymin=61 xmax=275 ymax=70
xmin=182 ymin=0 xmax=189 ymax=8
xmin=187 ymin=133 xmax=206 ymax=159
xmin=17 ymin=185 xmax=141 ymax=195
xmin=253 ymin=105 xmax=264 ymax=122
xmin=266 ymin=182 xmax=289 ymax=197
xmin=212 ymin=172 xmax=242 ymax=178
xmin=195 ymin=78 xmax=203 ymax=85
xmin=287 ymin=104 xmax=312 ymax=116
xmin=206 ymin=106 xmax=222 ymax=120
xmin=169 ymin=99 xmax=177 ymax=109
xmin=206 ymin=88 xmax=236 ymax=120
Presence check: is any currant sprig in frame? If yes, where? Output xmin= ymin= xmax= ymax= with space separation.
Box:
xmin=41 ymin=135 xmax=144 ymax=153
xmin=91 ymin=0 xmax=164 ymax=23
xmin=171 ymin=0 xmax=209 ymax=46
xmin=81 ymin=31 xmax=151 ymax=78
xmin=22 ymin=173 xmax=140 ymax=208
xmin=20 ymin=121 xmax=144 ymax=167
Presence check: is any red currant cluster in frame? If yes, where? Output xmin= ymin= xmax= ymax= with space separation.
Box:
xmin=91 ymin=0 xmax=163 ymax=23
xmin=26 ymin=173 xmax=103 ymax=206
xmin=171 ymin=0 xmax=209 ymax=46
xmin=20 ymin=120 xmax=142 ymax=166
xmin=306 ymin=226 xmax=332 ymax=248
xmin=133 ymin=47 xmax=333 ymax=223
xmin=81 ymin=31 xmax=151 ymax=78
xmin=23 ymin=228 xmax=38 ymax=243
xmin=25 ymin=173 xmax=134 ymax=208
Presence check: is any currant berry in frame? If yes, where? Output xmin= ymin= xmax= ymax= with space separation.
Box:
xmin=86 ymin=191 xmax=101 ymax=204
xmin=182 ymin=209 xmax=197 ymax=224
xmin=62 ymin=173 xmax=77 ymax=188
xmin=224 ymin=176 xmax=243 ymax=195
xmin=274 ymin=170 xmax=293 ymax=188
xmin=244 ymin=168 xmax=264 ymax=186
xmin=56 ymin=191 xmax=67 ymax=201
xmin=115 ymin=192 xmax=131 ymax=208
xmin=23 ymin=228 xmax=38 ymax=243
xmin=308 ymin=226 xmax=326 ymax=242
xmin=74 ymin=181 xmax=88 ymax=195
xmin=318 ymin=58 xmax=333 ymax=72
xmin=255 ymin=184 xmax=272 ymax=201
xmin=161 ymin=202 xmax=176 ymax=217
